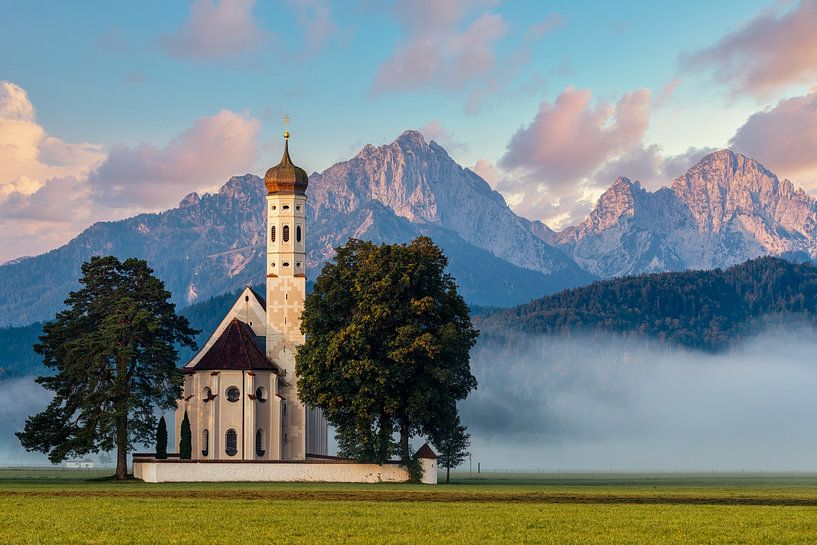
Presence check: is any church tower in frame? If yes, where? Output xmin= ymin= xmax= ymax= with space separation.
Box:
xmin=263 ymin=129 xmax=325 ymax=459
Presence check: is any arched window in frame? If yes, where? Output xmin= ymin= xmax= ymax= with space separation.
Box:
xmin=270 ymin=226 xmax=276 ymax=242
xmin=201 ymin=429 xmax=209 ymax=457
xmin=255 ymin=429 xmax=266 ymax=457
xmin=202 ymin=386 xmax=211 ymax=402
xmin=296 ymin=225 xmax=302 ymax=242
xmin=225 ymin=429 xmax=238 ymax=456
xmin=226 ymin=386 xmax=240 ymax=402
xmin=283 ymin=225 xmax=290 ymax=242
xmin=255 ymin=386 xmax=266 ymax=402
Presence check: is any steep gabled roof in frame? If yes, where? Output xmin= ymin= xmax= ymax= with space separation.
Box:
xmin=247 ymin=285 xmax=266 ymax=310
xmin=188 ymin=318 xmax=278 ymax=373
xmin=415 ymin=443 xmax=438 ymax=460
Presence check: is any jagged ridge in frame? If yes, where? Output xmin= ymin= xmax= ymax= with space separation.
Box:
xmin=553 ymin=150 xmax=817 ymax=277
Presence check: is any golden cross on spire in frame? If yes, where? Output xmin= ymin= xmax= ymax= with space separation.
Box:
xmin=283 ymin=114 xmax=290 ymax=139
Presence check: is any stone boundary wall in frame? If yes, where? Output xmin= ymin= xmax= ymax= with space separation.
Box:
xmin=133 ymin=457 xmax=437 ymax=484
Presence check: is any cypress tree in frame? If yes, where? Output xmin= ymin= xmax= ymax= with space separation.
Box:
xmin=179 ymin=410 xmax=192 ymax=460
xmin=155 ymin=416 xmax=168 ymax=459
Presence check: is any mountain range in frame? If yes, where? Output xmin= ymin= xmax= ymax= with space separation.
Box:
xmin=2 ymin=131 xmax=817 ymax=326
xmin=551 ymin=150 xmax=817 ymax=277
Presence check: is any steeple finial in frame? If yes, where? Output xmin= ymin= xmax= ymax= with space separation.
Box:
xmin=283 ymin=114 xmax=290 ymax=140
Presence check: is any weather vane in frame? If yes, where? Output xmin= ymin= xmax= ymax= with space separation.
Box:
xmin=283 ymin=114 xmax=290 ymax=139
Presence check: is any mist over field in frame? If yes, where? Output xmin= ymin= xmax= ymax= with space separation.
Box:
xmin=0 ymin=376 xmax=50 ymax=465
xmin=3 ymin=328 xmax=817 ymax=470
xmin=462 ymin=327 xmax=817 ymax=471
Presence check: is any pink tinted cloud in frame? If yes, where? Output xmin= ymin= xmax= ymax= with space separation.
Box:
xmin=87 ymin=110 xmax=260 ymax=209
xmin=500 ymin=87 xmax=651 ymax=186
xmin=159 ymin=0 xmax=270 ymax=60
xmin=373 ymin=0 xmax=508 ymax=94
xmin=730 ymin=88 xmax=817 ymax=184
xmin=682 ymin=1 xmax=817 ymax=98
xmin=373 ymin=1 xmax=564 ymax=112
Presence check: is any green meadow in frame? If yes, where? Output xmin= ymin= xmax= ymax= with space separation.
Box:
xmin=3 ymin=469 xmax=817 ymax=544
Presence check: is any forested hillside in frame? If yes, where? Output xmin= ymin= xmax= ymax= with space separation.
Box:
xmin=5 ymin=257 xmax=817 ymax=379
xmin=0 ymin=323 xmax=43 ymax=379
xmin=476 ymin=257 xmax=817 ymax=351
xmin=0 ymin=285 xmax=264 ymax=380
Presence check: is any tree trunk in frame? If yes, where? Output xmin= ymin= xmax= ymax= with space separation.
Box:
xmin=446 ymin=465 xmax=450 ymax=483
xmin=399 ymin=421 xmax=410 ymax=465
xmin=115 ymin=413 xmax=128 ymax=480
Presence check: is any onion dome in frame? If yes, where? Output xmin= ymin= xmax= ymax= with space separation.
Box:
xmin=264 ymin=131 xmax=309 ymax=195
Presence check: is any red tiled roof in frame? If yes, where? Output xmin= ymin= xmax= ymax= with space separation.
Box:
xmin=415 ymin=443 xmax=438 ymax=459
xmin=190 ymin=318 xmax=278 ymax=372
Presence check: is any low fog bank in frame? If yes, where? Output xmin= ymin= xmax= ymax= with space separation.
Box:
xmin=3 ymin=328 xmax=817 ymax=470
xmin=463 ymin=327 xmax=817 ymax=471
xmin=0 ymin=376 xmax=51 ymax=465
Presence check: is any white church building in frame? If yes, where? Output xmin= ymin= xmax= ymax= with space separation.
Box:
xmin=174 ymin=131 xmax=328 ymax=462
xmin=133 ymin=131 xmax=437 ymax=483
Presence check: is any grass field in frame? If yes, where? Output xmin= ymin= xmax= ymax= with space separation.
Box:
xmin=3 ymin=469 xmax=817 ymax=544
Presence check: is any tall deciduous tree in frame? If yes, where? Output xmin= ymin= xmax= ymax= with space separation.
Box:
xmin=296 ymin=237 xmax=479 ymax=469
xmin=15 ymin=256 xmax=197 ymax=479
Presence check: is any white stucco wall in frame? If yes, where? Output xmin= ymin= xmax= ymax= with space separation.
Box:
xmin=133 ymin=461 xmax=415 ymax=483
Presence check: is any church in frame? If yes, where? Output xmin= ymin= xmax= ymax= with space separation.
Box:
xmin=174 ymin=130 xmax=329 ymax=461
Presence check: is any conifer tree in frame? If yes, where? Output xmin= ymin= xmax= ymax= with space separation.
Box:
xmin=179 ymin=410 xmax=192 ymax=460
xmin=15 ymin=256 xmax=197 ymax=479
xmin=431 ymin=413 xmax=470 ymax=483
xmin=155 ymin=416 xmax=168 ymax=459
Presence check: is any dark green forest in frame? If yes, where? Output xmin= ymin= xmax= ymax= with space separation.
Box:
xmin=476 ymin=256 xmax=817 ymax=351
xmin=0 ymin=285 xmax=263 ymax=380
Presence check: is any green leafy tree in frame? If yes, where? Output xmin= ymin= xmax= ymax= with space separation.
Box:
xmin=179 ymin=410 xmax=192 ymax=460
xmin=15 ymin=256 xmax=197 ymax=479
xmin=155 ymin=416 xmax=168 ymax=459
xmin=296 ymin=237 xmax=479 ymax=470
xmin=431 ymin=413 xmax=470 ymax=483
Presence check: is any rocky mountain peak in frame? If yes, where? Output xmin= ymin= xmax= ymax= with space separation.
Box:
xmin=395 ymin=129 xmax=428 ymax=149
xmin=217 ymin=174 xmax=263 ymax=200
xmin=179 ymin=192 xmax=200 ymax=207
xmin=671 ymin=149 xmax=800 ymax=233
xmin=574 ymin=177 xmax=642 ymax=236
xmin=558 ymin=148 xmax=817 ymax=278
xmin=307 ymin=131 xmax=583 ymax=279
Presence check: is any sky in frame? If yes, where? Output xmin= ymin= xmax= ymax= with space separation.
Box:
xmin=2 ymin=0 xmax=817 ymax=262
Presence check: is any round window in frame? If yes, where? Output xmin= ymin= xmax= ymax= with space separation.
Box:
xmin=255 ymin=387 xmax=266 ymax=402
xmin=226 ymin=386 xmax=241 ymax=402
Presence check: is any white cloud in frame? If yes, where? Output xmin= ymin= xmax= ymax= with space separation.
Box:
xmin=0 ymin=81 xmax=104 ymax=201
xmin=0 ymin=81 xmax=261 ymax=263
